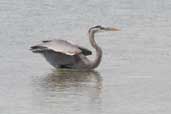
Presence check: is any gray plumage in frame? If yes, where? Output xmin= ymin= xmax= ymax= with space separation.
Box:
xmin=31 ymin=39 xmax=92 ymax=56
xmin=30 ymin=25 xmax=119 ymax=70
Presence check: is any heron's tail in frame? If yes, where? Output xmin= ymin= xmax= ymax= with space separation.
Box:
xmin=30 ymin=45 xmax=48 ymax=53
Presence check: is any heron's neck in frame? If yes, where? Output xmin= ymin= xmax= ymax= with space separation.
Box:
xmin=88 ymin=31 xmax=102 ymax=69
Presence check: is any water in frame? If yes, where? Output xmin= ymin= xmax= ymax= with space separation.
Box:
xmin=0 ymin=0 xmax=171 ymax=114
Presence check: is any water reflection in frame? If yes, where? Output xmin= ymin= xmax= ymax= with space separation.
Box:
xmin=44 ymin=69 xmax=102 ymax=91
xmin=32 ymin=70 xmax=103 ymax=113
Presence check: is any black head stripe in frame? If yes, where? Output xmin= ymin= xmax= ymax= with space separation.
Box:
xmin=89 ymin=25 xmax=103 ymax=32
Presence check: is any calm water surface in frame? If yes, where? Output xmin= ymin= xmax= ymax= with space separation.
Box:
xmin=0 ymin=0 xmax=171 ymax=114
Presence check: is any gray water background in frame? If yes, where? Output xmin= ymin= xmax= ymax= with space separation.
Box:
xmin=0 ymin=0 xmax=171 ymax=114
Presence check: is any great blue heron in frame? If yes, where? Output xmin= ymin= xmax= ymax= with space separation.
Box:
xmin=30 ymin=25 xmax=119 ymax=70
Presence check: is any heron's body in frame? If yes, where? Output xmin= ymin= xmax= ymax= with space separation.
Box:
xmin=30 ymin=25 xmax=119 ymax=70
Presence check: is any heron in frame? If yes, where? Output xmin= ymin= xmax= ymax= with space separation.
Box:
xmin=30 ymin=25 xmax=119 ymax=70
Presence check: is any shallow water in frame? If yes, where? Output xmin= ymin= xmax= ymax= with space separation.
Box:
xmin=0 ymin=0 xmax=171 ymax=114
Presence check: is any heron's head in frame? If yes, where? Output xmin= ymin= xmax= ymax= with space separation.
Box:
xmin=88 ymin=25 xmax=120 ymax=33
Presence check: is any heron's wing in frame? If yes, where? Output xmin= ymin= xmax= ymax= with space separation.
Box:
xmin=30 ymin=39 xmax=92 ymax=56
xmin=76 ymin=46 xmax=92 ymax=56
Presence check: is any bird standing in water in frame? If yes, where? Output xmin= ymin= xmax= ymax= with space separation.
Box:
xmin=30 ymin=25 xmax=119 ymax=70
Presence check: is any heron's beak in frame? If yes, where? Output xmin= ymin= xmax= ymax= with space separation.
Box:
xmin=104 ymin=27 xmax=120 ymax=31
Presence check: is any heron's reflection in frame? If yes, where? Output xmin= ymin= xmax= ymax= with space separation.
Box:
xmin=44 ymin=69 xmax=102 ymax=92
xmin=32 ymin=69 xmax=103 ymax=113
